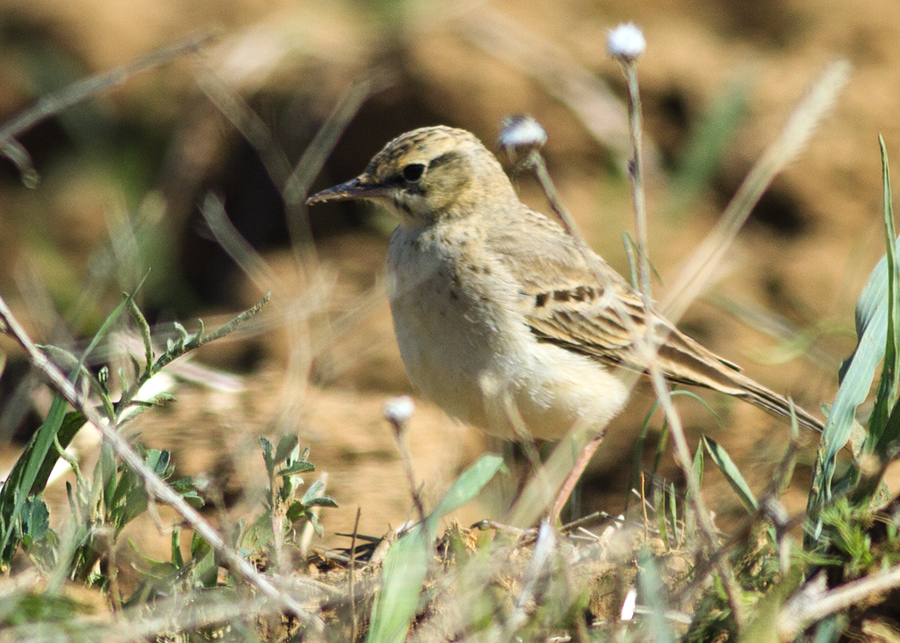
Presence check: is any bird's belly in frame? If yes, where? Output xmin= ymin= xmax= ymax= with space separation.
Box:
xmin=386 ymin=241 xmax=628 ymax=441
xmin=388 ymin=254 xmax=498 ymax=424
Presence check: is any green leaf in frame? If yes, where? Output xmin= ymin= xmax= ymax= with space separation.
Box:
xmin=170 ymin=478 xmax=204 ymax=508
xmin=425 ymin=454 xmax=503 ymax=536
xmin=0 ymin=396 xmax=69 ymax=563
xmin=277 ymin=461 xmax=315 ymax=477
xmin=867 ymin=134 xmax=900 ymax=452
xmin=274 ymin=434 xmax=299 ymax=465
xmin=300 ymin=480 xmax=325 ymax=506
xmin=193 ymin=543 xmax=219 ymax=588
xmin=21 ymin=497 xmax=49 ymax=543
xmin=171 ymin=528 xmax=184 ymax=567
xmin=367 ymin=455 xmax=503 ymax=643
xmin=808 ymin=137 xmax=900 ymax=529
xmin=366 ymin=526 xmax=429 ymax=643
xmin=307 ymin=496 xmax=338 ymax=509
xmin=703 ymin=436 xmax=758 ymax=513
xmin=703 ymin=437 xmax=776 ymax=545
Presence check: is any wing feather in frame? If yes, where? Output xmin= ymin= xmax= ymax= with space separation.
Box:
xmin=485 ymin=205 xmax=823 ymax=432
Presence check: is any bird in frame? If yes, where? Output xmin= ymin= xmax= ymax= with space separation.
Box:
xmin=307 ymin=125 xmax=823 ymax=522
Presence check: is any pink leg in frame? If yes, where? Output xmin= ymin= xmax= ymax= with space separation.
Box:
xmin=549 ymin=433 xmax=604 ymax=524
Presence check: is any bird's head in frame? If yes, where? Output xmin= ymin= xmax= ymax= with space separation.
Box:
xmin=306 ymin=126 xmax=516 ymax=227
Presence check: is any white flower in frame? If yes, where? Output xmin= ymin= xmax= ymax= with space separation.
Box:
xmin=498 ymin=114 xmax=547 ymax=155
xmin=384 ymin=395 xmax=415 ymax=425
xmin=607 ymin=23 xmax=646 ymax=60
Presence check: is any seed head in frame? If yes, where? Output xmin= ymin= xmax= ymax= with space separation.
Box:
xmin=607 ymin=23 xmax=645 ymax=61
xmin=498 ymin=114 xmax=547 ymax=164
xmin=384 ymin=395 xmax=415 ymax=434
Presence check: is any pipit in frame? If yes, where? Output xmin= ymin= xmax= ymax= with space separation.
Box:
xmin=307 ymin=125 xmax=823 ymax=521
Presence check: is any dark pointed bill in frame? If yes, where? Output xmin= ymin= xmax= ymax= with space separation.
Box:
xmin=306 ymin=176 xmax=391 ymax=205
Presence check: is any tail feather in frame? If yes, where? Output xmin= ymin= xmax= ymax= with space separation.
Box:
xmin=656 ymin=329 xmax=824 ymax=434
xmin=732 ymin=374 xmax=824 ymax=434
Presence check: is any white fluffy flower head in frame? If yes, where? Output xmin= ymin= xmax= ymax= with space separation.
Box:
xmin=384 ymin=395 xmax=415 ymax=426
xmin=498 ymin=114 xmax=547 ymax=152
xmin=607 ymin=23 xmax=646 ymax=61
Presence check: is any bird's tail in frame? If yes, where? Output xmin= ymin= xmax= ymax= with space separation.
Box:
xmin=654 ymin=328 xmax=825 ymax=434
xmin=730 ymin=372 xmax=824 ymax=434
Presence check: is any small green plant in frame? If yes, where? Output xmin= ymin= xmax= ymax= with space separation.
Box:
xmin=0 ymin=290 xmax=268 ymax=573
xmin=686 ymin=138 xmax=900 ymax=641
xmin=240 ymin=436 xmax=337 ymax=563
xmin=806 ymin=137 xmax=900 ymax=536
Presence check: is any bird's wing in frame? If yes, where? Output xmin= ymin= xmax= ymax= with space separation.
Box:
xmin=486 ymin=206 xmax=743 ymax=384
xmin=486 ymin=206 xmax=824 ymax=433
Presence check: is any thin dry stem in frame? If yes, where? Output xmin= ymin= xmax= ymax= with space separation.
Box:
xmin=620 ymin=61 xmax=651 ymax=307
xmin=0 ymin=29 xmax=218 ymax=180
xmin=458 ymin=7 xmax=649 ymax=167
xmin=662 ymin=59 xmax=850 ymax=320
xmin=194 ymin=64 xmax=294 ymax=192
xmin=507 ymin=149 xmax=668 ymax=527
xmin=388 ymin=416 xmax=428 ymax=525
xmin=0 ymin=294 xmax=324 ymax=630
xmin=197 ymin=192 xmax=329 ymax=436
xmin=283 ymin=71 xmax=395 ymax=204
xmin=778 ymin=564 xmax=900 ymax=638
xmin=647 ymin=368 xmax=745 ymax=630
xmin=200 ymin=193 xmax=282 ymax=291
xmin=194 ymin=63 xmax=320 ymax=278
xmin=618 ymin=51 xmax=746 ymax=630
xmin=349 ymin=506 xmax=362 ymax=643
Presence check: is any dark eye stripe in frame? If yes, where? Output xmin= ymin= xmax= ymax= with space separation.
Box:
xmin=428 ymin=151 xmax=462 ymax=170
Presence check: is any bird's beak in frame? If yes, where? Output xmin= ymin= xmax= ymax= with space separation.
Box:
xmin=306 ymin=176 xmax=391 ymax=205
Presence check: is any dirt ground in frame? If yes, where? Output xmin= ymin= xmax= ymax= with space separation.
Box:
xmin=1 ymin=0 xmax=899 ymax=555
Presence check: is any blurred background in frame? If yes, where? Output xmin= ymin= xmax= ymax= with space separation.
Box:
xmin=0 ymin=0 xmax=893 ymax=553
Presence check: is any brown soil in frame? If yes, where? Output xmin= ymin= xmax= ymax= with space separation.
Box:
xmin=1 ymin=0 xmax=898 ymax=553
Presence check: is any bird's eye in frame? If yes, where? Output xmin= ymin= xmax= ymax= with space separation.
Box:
xmin=402 ymin=164 xmax=426 ymax=182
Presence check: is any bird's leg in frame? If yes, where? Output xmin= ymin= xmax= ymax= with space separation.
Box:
xmin=549 ymin=433 xmax=604 ymax=524
xmin=504 ymin=438 xmax=545 ymax=508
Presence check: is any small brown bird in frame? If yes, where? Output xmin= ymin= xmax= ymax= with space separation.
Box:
xmin=307 ymin=125 xmax=822 ymax=521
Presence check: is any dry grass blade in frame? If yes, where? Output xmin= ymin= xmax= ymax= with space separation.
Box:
xmin=458 ymin=7 xmax=650 ymax=168
xmin=662 ymin=59 xmax=851 ymax=320
xmin=283 ymin=71 xmax=396 ymax=204
xmin=200 ymin=193 xmax=282 ymax=291
xmin=0 ymin=28 xmax=219 ymax=177
xmin=195 ymin=64 xmax=293 ymax=188
xmin=0 ymin=295 xmax=325 ymax=631
xmin=778 ymin=564 xmax=900 ymax=639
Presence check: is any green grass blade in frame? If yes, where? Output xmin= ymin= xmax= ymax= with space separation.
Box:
xmin=866 ymin=135 xmax=899 ymax=450
xmin=425 ymin=454 xmax=503 ymax=535
xmin=28 ymin=411 xmax=86 ymax=496
xmin=366 ymin=526 xmax=429 ymax=643
xmin=702 ymin=436 xmax=758 ymax=513
xmin=0 ymin=281 xmax=148 ymax=564
xmin=0 ymin=396 xmax=67 ymax=562
xmin=366 ymin=454 xmax=502 ymax=643
xmin=809 ymin=238 xmax=899 ymax=515
xmin=808 ymin=138 xmax=900 ymax=533
xmin=79 ymin=277 xmax=146 ymax=375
